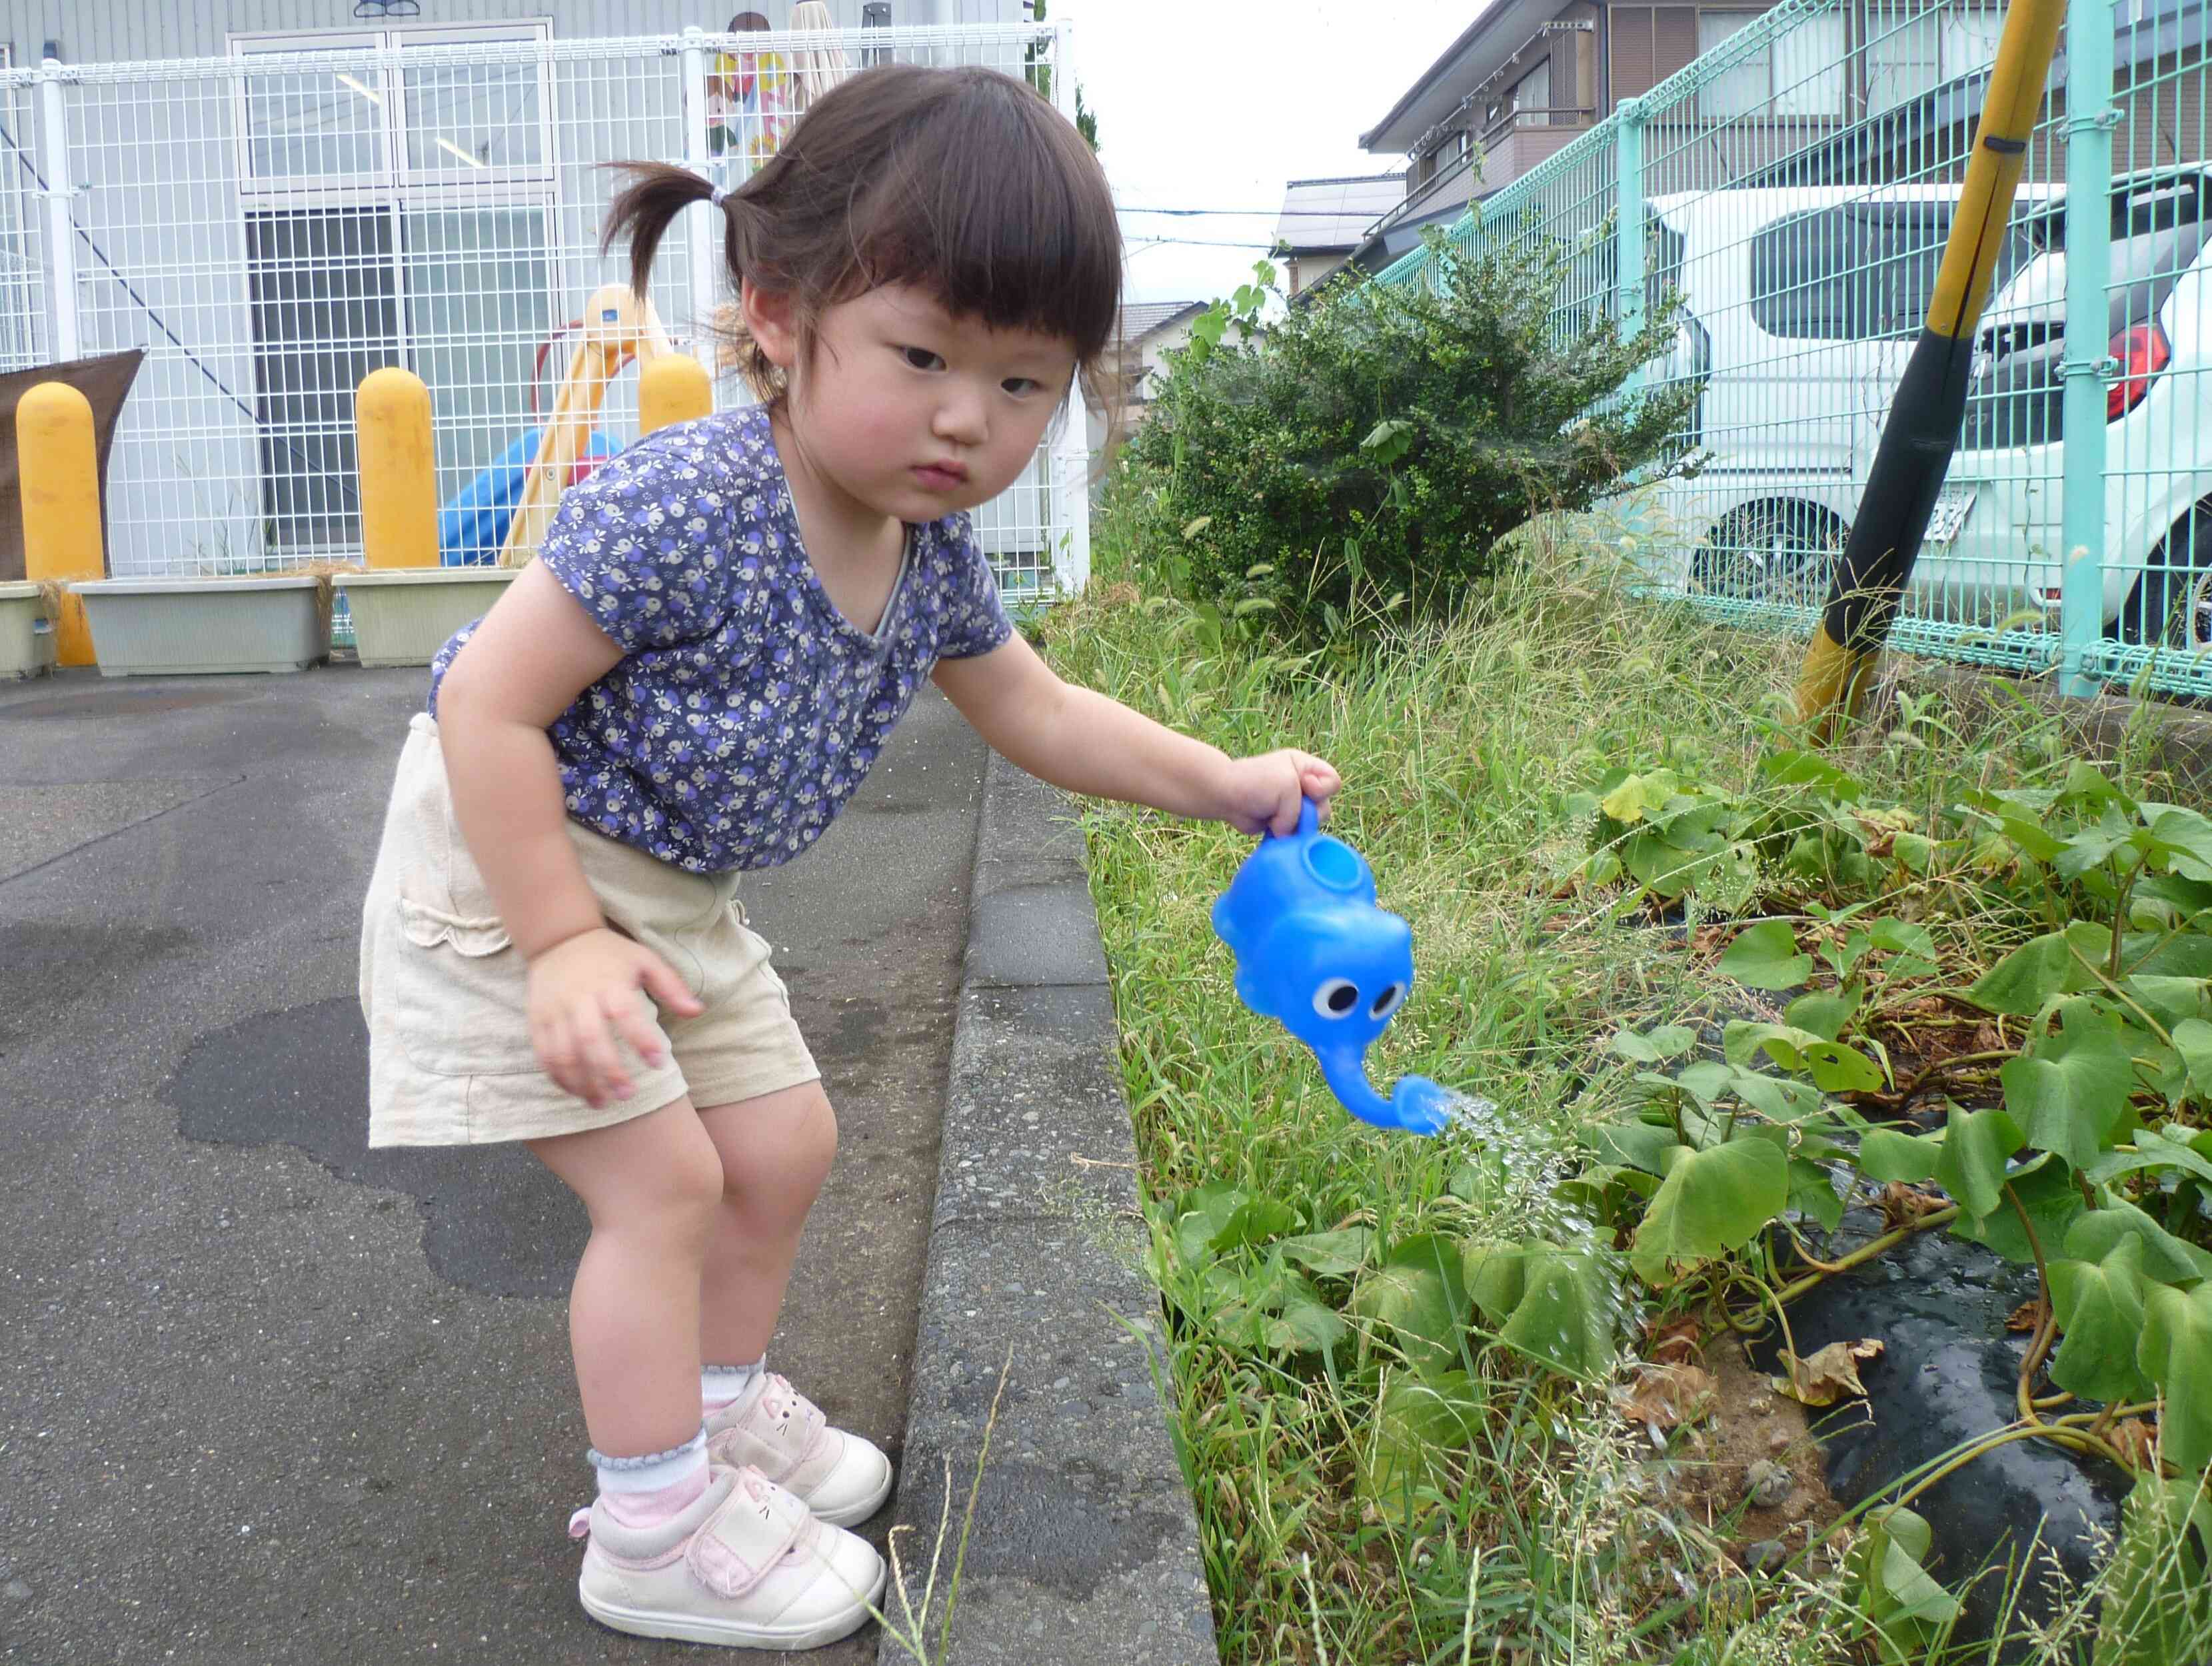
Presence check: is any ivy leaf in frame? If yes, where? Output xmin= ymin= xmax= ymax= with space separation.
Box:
xmin=1932 ymin=1104 xmax=2026 ymax=1222
xmin=2065 ymin=1200 xmax=2212 ymax=1285
xmin=2085 ymin=1123 xmax=2212 ymax=1189
xmin=1275 ymin=1227 xmax=1374 ymax=1279
xmin=1724 ymin=1021 xmax=1886 ymax=1093
xmin=1967 ymin=923 xmax=2106 ymax=1016
xmin=1860 ymin=1128 xmax=1941 ymax=1184
xmin=1787 ymin=987 xmax=1861 ymax=1043
xmin=1869 ymin=917 xmax=1940 ymax=979
xmin=1463 ymin=1240 xmax=1621 ymax=1379
xmin=1851 ymin=1505 xmax=1962 ymax=1663
xmin=1348 ymin=1233 xmax=1469 ymax=1379
xmin=1630 ymin=1139 xmax=1789 ymax=1285
xmin=1953 ymin=1156 xmax=2088 ymax=1265
xmin=2047 ymin=1235 xmax=2153 ymax=1404
xmin=1611 ymin=1024 xmax=1697 ymax=1063
xmin=1262 ymin=1277 xmax=1351 ymax=1355
xmin=1719 ymin=920 xmax=1813 ymax=990
xmin=1358 ymin=1369 xmax=1486 ymax=1505
xmin=2138 ymin=1281 xmax=2212 ymax=1473
xmin=1590 ymin=1117 xmax=1681 ymax=1176
xmin=2139 ymin=806 xmax=2212 ymax=882
xmin=2000 ymin=1004 xmax=2136 ymax=1170
xmin=2171 ymin=1018 xmax=2212 ymax=1101
xmin=1788 ymin=1157 xmax=1847 ymax=1232
xmin=1598 ymin=769 xmax=1681 ymax=826
xmin=1730 ymin=1067 xmax=1825 ymax=1124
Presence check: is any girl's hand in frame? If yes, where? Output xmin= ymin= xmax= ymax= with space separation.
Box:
xmin=525 ymin=927 xmax=705 ymax=1109
xmin=1216 ymin=749 xmax=1343 ymax=838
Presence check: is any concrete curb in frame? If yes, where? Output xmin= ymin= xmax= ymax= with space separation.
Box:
xmin=876 ymin=756 xmax=1218 ymax=1665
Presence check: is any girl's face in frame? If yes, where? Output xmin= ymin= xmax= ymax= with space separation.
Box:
xmin=748 ymin=281 xmax=1078 ymax=530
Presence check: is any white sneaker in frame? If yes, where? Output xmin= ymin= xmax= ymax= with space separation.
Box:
xmin=571 ymin=1463 xmax=885 ymax=1650
xmin=704 ymin=1371 xmax=894 ymax=1527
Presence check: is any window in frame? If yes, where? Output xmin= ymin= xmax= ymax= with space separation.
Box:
xmin=1751 ymin=201 xmax=2038 ymax=338
xmin=231 ymin=24 xmax=554 ymax=553
xmin=1866 ymin=3 xmax=2003 ymax=115
xmin=1699 ymin=9 xmax=1847 ymax=119
xmin=0 ymin=41 xmax=37 ymax=371
xmin=1510 ymin=60 xmax=1552 ymax=128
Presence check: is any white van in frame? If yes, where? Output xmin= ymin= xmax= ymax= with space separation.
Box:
xmin=1628 ymin=183 xmax=2054 ymax=602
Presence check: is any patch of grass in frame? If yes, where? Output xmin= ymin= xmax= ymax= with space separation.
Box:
xmin=1038 ymin=504 xmax=2198 ymax=1663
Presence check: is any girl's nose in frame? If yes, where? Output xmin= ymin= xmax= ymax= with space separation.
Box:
xmin=932 ymin=388 xmax=988 ymax=446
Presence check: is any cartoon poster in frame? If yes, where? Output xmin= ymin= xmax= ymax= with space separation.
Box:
xmin=707 ymin=12 xmax=797 ymax=168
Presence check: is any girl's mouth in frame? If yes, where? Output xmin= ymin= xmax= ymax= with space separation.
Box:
xmin=912 ymin=462 xmax=968 ymax=490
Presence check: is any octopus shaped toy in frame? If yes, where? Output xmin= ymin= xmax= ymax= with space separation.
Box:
xmin=1212 ymin=800 xmax=1454 ymax=1135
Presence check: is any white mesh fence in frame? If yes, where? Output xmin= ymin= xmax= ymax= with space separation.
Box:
xmin=21 ymin=23 xmax=1085 ymax=603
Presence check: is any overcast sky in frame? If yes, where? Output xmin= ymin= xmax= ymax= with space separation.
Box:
xmin=1051 ymin=1 xmax=1474 ymax=306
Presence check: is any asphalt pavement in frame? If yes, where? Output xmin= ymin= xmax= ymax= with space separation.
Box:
xmin=0 ymin=664 xmax=989 ymax=1666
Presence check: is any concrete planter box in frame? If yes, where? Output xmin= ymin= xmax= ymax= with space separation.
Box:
xmin=72 ymin=576 xmax=329 ymax=676
xmin=0 ymin=582 xmax=55 ymax=679
xmin=336 ymin=566 xmax=516 ymax=668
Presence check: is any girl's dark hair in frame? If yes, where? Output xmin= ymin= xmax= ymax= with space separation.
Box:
xmin=604 ymin=62 xmax=1121 ymax=428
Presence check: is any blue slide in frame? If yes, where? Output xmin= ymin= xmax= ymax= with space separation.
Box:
xmin=439 ymin=426 xmax=620 ymax=565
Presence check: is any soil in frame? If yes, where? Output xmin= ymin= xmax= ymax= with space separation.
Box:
xmin=1671 ymin=1335 xmax=1848 ymax=1577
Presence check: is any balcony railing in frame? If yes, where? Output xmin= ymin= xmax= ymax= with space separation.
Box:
xmin=1369 ymin=108 xmax=1598 ymax=241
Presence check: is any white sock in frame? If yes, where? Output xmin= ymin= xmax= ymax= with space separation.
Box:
xmin=590 ymin=1426 xmax=708 ymax=1495
xmin=702 ymin=1354 xmax=767 ymax=1411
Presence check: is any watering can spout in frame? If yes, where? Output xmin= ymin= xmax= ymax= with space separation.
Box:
xmin=1317 ymin=1050 xmax=1454 ymax=1136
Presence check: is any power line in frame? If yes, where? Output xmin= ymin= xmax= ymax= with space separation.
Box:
xmin=1116 ymin=204 xmax=1399 ymax=218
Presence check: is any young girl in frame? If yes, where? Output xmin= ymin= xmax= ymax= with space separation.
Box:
xmin=359 ymin=62 xmax=1340 ymax=1651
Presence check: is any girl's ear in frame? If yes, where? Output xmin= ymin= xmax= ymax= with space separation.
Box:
xmin=739 ymin=279 xmax=798 ymax=371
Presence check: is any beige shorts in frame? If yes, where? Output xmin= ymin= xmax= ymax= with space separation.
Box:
xmin=359 ymin=713 xmax=819 ymax=1148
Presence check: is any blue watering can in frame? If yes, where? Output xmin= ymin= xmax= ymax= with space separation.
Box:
xmin=1212 ymin=801 xmax=1453 ymax=1135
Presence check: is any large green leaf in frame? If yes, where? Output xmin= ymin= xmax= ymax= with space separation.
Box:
xmin=1348 ymin=1233 xmax=1470 ymax=1379
xmin=2173 ymin=1018 xmax=2212 ymax=1102
xmin=1932 ymin=1104 xmax=2026 ymax=1222
xmin=2139 ymin=1281 xmax=2212 ymax=1473
xmin=1724 ymin=1021 xmax=1886 ymax=1093
xmin=1630 ymin=1138 xmax=1788 ymax=1285
xmin=2140 ymin=806 xmax=2212 ymax=883
xmin=1590 ymin=1117 xmax=1680 ymax=1176
xmin=1497 ymin=1243 xmax=1620 ymax=1379
xmin=1967 ymin=924 xmax=2106 ymax=1016
xmin=2091 ymin=1475 xmax=2212 ymax=1666
xmin=1851 ymin=1505 xmax=1963 ymax=1663
xmin=1275 ymin=1227 xmax=1374 ymax=1279
xmin=2047 ymin=1236 xmax=2153 ymax=1404
xmin=1953 ymin=1156 xmax=2087 ymax=1265
xmin=1859 ymin=1127 xmax=1941 ymax=1184
xmin=1719 ymin=920 xmax=1813 ymax=990
xmin=2001 ymin=1004 xmax=2137 ymax=1170
xmin=1611 ymin=1023 xmax=1698 ymax=1063
xmin=2065 ymin=1201 xmax=2212 ymax=1285
xmin=1788 ymin=1157 xmax=1847 ymax=1232
xmin=1358 ymin=1369 xmax=1487 ymax=1506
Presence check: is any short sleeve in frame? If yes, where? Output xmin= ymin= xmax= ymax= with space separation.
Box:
xmin=930 ymin=514 xmax=1015 ymax=661
xmin=537 ymin=436 xmax=736 ymax=652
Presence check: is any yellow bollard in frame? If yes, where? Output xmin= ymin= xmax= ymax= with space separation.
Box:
xmin=639 ymin=355 xmax=712 ymax=436
xmin=356 ymin=367 xmax=437 ymax=570
xmin=19 ymin=381 xmax=104 ymax=667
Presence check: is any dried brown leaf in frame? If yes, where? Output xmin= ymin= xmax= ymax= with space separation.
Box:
xmin=1772 ymin=1337 xmax=1884 ymax=1407
xmin=1614 ymin=1361 xmax=1718 ymax=1430
xmin=2005 ymin=1297 xmax=2050 ymax=1335
xmin=1878 ymin=1182 xmax=1949 ymax=1230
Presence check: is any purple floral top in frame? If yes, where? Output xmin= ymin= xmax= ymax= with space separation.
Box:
xmin=427 ymin=407 xmax=1012 ymax=872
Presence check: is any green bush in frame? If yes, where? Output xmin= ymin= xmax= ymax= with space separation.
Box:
xmin=1118 ymin=227 xmax=1700 ymax=638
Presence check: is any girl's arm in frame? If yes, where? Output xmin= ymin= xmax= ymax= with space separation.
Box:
xmin=433 ymin=562 xmax=704 ymax=1106
xmin=931 ymin=633 xmax=1339 ymax=836
xmin=435 ymin=562 xmax=623 ymax=958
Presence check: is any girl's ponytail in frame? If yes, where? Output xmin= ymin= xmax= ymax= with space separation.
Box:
xmin=600 ymin=163 xmax=720 ymax=302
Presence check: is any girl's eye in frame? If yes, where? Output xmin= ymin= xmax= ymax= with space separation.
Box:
xmin=900 ymin=347 xmax=945 ymax=371
xmin=1002 ymin=377 xmax=1043 ymax=397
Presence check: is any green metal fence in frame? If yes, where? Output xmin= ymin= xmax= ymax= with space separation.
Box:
xmin=1382 ymin=0 xmax=2212 ymax=699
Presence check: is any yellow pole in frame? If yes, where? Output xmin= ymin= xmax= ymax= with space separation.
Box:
xmin=356 ymin=367 xmax=438 ymax=570
xmin=19 ymin=381 xmax=103 ymax=667
xmin=1789 ymin=0 xmax=2068 ymax=740
xmin=640 ymin=355 xmax=711 ymax=436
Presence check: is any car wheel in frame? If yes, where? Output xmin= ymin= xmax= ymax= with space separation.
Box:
xmin=2119 ymin=500 xmax=2212 ymax=650
xmin=1689 ymin=501 xmax=1846 ymax=608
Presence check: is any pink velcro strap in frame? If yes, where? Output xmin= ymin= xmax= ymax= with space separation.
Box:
xmin=567 ymin=1506 xmax=592 ymax=1541
xmin=686 ymin=1467 xmax=815 ymax=1599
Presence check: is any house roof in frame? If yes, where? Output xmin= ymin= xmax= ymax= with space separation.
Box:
xmin=1360 ymin=0 xmax=1569 ymax=154
xmin=1118 ymin=301 xmax=1210 ymax=344
xmin=1274 ymin=172 xmax=1408 ymax=252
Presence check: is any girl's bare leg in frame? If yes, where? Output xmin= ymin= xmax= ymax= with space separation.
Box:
xmin=527 ymin=1096 xmax=724 ymax=1455
xmin=694 ymin=1081 xmax=838 ymax=1366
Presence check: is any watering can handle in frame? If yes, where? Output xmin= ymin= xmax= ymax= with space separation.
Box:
xmin=1262 ymin=798 xmax=1321 ymax=843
